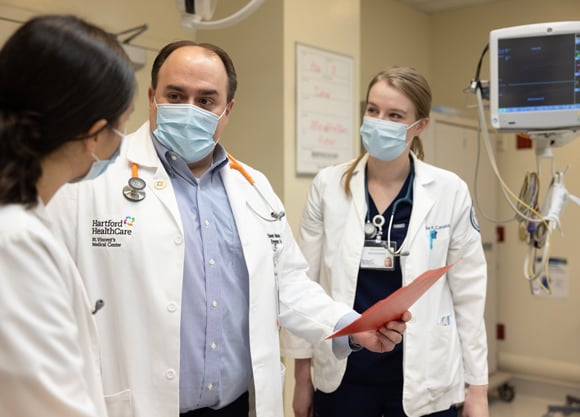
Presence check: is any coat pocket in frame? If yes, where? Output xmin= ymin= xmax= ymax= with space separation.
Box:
xmin=105 ymin=389 xmax=133 ymax=417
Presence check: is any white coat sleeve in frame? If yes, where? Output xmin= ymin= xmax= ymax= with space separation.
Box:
xmin=280 ymin=172 xmax=327 ymax=359
xmin=0 ymin=231 xmax=100 ymax=417
xmin=447 ymin=180 xmax=489 ymax=386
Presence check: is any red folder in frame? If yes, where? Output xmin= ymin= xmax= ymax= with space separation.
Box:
xmin=326 ymin=260 xmax=459 ymax=339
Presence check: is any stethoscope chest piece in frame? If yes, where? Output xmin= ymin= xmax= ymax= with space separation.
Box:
xmin=123 ymin=176 xmax=146 ymax=202
xmin=364 ymin=221 xmax=377 ymax=239
xmin=128 ymin=177 xmax=146 ymax=191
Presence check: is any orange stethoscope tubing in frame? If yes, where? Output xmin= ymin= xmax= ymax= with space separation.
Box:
xmin=123 ymin=153 xmax=284 ymax=221
xmin=227 ymin=152 xmax=285 ymax=221
xmin=131 ymin=162 xmax=139 ymax=179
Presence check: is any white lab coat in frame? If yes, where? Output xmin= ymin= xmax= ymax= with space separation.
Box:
xmin=280 ymin=153 xmax=488 ymax=417
xmin=47 ymin=122 xmax=353 ymax=417
xmin=0 ymin=203 xmax=107 ymax=417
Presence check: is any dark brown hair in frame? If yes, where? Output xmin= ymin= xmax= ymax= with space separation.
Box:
xmin=150 ymin=40 xmax=238 ymax=103
xmin=0 ymin=14 xmax=135 ymax=206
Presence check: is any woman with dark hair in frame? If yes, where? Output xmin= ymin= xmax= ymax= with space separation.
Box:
xmin=0 ymin=14 xmax=135 ymax=417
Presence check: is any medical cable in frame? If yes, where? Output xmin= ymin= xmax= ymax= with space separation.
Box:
xmin=470 ymin=44 xmax=544 ymax=223
xmin=475 ymin=87 xmax=547 ymax=224
xmin=516 ymin=172 xmax=540 ymax=242
xmin=471 ymin=119 xmax=517 ymax=225
xmin=467 ymin=45 xmax=527 ymax=224
xmin=474 ymin=84 xmax=554 ymax=293
xmin=526 ymin=172 xmax=580 ymax=289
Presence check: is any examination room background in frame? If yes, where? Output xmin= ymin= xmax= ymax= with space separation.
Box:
xmin=1 ymin=0 xmax=579 ymax=414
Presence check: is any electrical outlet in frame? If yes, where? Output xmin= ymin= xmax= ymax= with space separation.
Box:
xmin=497 ymin=323 xmax=505 ymax=340
xmin=516 ymin=133 xmax=533 ymax=149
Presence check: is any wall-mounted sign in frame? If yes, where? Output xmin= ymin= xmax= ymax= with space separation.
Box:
xmin=296 ymin=43 xmax=355 ymax=175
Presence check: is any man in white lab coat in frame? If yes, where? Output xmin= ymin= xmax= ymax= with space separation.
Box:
xmin=47 ymin=41 xmax=409 ymax=417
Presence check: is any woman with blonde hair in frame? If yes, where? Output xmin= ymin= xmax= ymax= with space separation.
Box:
xmin=283 ymin=66 xmax=489 ymax=417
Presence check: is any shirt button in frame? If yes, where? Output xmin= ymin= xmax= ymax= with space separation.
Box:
xmin=204 ymin=220 xmax=210 ymax=227
xmin=167 ymin=303 xmax=177 ymax=312
xmin=207 ymin=383 xmax=213 ymax=391
xmin=212 ymin=300 xmax=218 ymax=307
xmin=209 ymin=259 xmax=215 ymax=266
xmin=211 ymin=342 xmax=217 ymax=350
xmin=166 ymin=369 xmax=176 ymax=380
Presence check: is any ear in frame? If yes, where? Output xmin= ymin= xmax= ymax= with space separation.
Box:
xmin=148 ymin=86 xmax=155 ymax=104
xmin=225 ymin=99 xmax=235 ymax=117
xmin=83 ymin=119 xmax=109 ymax=153
xmin=415 ymin=117 xmax=430 ymax=136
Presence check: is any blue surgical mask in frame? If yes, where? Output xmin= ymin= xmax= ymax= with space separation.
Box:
xmin=153 ymin=102 xmax=227 ymax=163
xmin=75 ymin=128 xmax=124 ymax=182
xmin=360 ymin=117 xmax=421 ymax=161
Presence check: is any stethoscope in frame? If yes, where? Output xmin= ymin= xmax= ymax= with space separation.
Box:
xmin=227 ymin=152 xmax=286 ymax=222
xmin=123 ymin=162 xmax=147 ymax=202
xmin=122 ymin=154 xmax=286 ymax=222
xmin=364 ymin=165 xmax=414 ymax=256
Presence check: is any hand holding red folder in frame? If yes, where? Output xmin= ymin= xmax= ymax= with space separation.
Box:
xmin=327 ymin=260 xmax=459 ymax=339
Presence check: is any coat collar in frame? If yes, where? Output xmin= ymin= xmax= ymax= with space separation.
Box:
xmin=350 ymin=152 xmax=437 ymax=246
xmin=125 ymin=121 xmax=162 ymax=169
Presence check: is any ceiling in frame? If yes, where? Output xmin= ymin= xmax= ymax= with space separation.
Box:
xmin=398 ymin=0 xmax=498 ymax=14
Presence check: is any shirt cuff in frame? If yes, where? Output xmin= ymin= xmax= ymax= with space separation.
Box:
xmin=331 ymin=310 xmax=361 ymax=359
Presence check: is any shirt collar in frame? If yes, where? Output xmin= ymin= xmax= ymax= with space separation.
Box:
xmin=150 ymin=132 xmax=228 ymax=181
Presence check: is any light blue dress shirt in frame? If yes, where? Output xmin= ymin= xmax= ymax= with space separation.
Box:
xmin=153 ymin=138 xmax=252 ymax=412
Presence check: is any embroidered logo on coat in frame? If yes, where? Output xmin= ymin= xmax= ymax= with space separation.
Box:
xmin=91 ymin=217 xmax=135 ymax=247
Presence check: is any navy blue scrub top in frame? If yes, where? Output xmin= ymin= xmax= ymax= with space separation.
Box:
xmin=344 ymin=159 xmax=414 ymax=385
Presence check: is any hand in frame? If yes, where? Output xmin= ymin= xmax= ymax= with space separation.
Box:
xmin=350 ymin=310 xmax=411 ymax=353
xmin=461 ymin=385 xmax=489 ymax=417
xmin=293 ymin=358 xmax=314 ymax=417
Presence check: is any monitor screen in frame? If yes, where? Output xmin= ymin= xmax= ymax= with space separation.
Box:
xmin=489 ymin=22 xmax=580 ymax=132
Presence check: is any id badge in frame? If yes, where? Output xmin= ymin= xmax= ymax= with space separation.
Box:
xmin=360 ymin=240 xmax=396 ymax=270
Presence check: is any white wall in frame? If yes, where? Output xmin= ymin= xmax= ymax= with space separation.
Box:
xmin=361 ymin=0 xmax=431 ymax=96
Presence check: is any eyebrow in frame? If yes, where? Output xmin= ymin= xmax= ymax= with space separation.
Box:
xmin=198 ymin=89 xmax=219 ymax=97
xmin=164 ymin=84 xmax=219 ymax=97
xmin=367 ymin=101 xmax=408 ymax=115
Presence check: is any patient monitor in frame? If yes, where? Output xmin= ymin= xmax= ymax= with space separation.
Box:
xmin=489 ymin=21 xmax=580 ymax=148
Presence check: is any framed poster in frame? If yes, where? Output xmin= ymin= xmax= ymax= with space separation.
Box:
xmin=296 ymin=43 xmax=355 ymax=175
